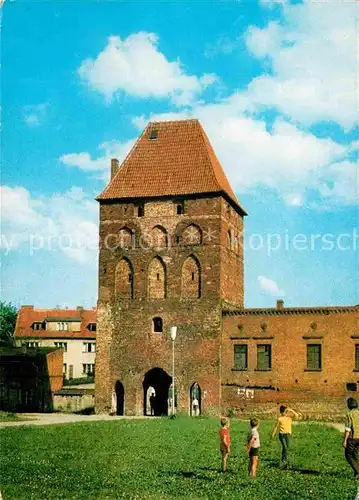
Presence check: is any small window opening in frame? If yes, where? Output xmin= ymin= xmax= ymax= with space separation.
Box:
xmin=177 ymin=204 xmax=183 ymax=215
xmin=156 ymin=273 xmax=160 ymax=280
xmin=128 ymin=273 xmax=132 ymax=283
xmin=152 ymin=317 xmax=163 ymax=333
xmin=347 ymin=383 xmax=357 ymax=392
xmin=138 ymin=205 xmax=144 ymax=217
xmin=149 ymin=129 xmax=158 ymax=140
xmin=191 ymin=272 xmax=195 ymax=281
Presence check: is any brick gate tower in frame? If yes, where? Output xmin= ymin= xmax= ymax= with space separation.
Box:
xmin=95 ymin=120 xmax=247 ymax=416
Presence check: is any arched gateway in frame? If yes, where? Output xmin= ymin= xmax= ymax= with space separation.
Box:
xmin=143 ymin=367 xmax=172 ymax=416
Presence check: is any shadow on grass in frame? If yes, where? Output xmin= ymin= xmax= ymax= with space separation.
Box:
xmin=260 ymin=458 xmax=345 ymax=478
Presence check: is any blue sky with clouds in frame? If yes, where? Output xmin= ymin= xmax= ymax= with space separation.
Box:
xmin=1 ymin=0 xmax=358 ymax=309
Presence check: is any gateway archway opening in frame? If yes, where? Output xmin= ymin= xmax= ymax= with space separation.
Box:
xmin=114 ymin=381 xmax=124 ymax=416
xmin=143 ymin=367 xmax=172 ymax=416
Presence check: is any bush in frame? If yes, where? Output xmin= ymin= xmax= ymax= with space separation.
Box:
xmin=227 ymin=407 xmax=236 ymax=418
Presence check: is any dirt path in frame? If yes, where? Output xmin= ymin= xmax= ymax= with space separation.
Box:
xmin=0 ymin=413 xmax=154 ymax=428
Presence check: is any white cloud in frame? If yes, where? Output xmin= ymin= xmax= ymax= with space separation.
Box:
xmin=23 ymin=103 xmax=48 ymax=127
xmin=133 ymin=104 xmax=352 ymax=207
xmin=244 ymin=1 xmax=357 ymax=129
xmin=59 ymin=139 xmax=135 ymax=181
xmin=78 ymin=32 xmax=217 ymax=106
xmin=258 ymin=276 xmax=285 ymax=297
xmin=0 ymin=185 xmax=98 ymax=263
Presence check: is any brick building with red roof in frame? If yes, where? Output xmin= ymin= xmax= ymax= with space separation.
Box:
xmin=14 ymin=306 xmax=97 ymax=380
xmin=78 ymin=119 xmax=357 ymax=418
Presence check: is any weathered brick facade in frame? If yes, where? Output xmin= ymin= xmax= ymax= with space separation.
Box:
xmin=222 ymin=304 xmax=359 ymax=418
xmin=95 ymin=119 xmax=358 ymax=417
xmin=95 ymin=194 xmax=244 ymax=415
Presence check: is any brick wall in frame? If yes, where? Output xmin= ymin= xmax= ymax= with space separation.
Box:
xmin=221 ymin=307 xmax=359 ymax=416
xmin=95 ymin=194 xmax=244 ymax=415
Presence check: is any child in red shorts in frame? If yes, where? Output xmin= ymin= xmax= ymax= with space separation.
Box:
xmin=219 ymin=417 xmax=231 ymax=472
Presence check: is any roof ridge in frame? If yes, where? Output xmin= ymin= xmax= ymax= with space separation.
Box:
xmin=104 ymin=125 xmax=149 ymax=194
xmin=196 ymin=121 xmax=223 ymax=194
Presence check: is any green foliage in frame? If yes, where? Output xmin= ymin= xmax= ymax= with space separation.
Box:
xmin=63 ymin=376 xmax=95 ymax=386
xmin=0 ymin=301 xmax=17 ymax=346
xmin=227 ymin=407 xmax=236 ymax=418
xmin=0 ymin=419 xmax=355 ymax=499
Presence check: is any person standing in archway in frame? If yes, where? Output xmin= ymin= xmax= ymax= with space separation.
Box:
xmin=150 ymin=392 xmax=156 ymax=416
xmin=110 ymin=390 xmax=117 ymax=416
xmin=343 ymin=397 xmax=359 ymax=479
xmin=192 ymin=397 xmax=199 ymax=416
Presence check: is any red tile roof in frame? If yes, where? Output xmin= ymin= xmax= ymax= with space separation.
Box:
xmin=98 ymin=119 xmax=247 ymax=214
xmin=222 ymin=305 xmax=359 ymax=316
xmin=15 ymin=306 xmax=97 ymax=339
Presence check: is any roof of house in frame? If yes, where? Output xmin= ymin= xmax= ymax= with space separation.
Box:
xmin=222 ymin=304 xmax=359 ymax=316
xmin=14 ymin=306 xmax=97 ymax=339
xmin=97 ymin=119 xmax=247 ymax=215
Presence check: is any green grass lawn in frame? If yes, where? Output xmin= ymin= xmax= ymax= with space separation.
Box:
xmin=0 ymin=412 xmax=31 ymax=423
xmin=0 ymin=418 xmax=356 ymax=500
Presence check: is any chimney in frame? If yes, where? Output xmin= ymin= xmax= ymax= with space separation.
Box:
xmin=276 ymin=299 xmax=284 ymax=310
xmin=111 ymin=158 xmax=119 ymax=180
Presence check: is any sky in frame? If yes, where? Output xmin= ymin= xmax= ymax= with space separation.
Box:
xmin=1 ymin=0 xmax=358 ymax=309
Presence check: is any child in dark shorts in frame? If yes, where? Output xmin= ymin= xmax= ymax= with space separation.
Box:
xmin=247 ymin=418 xmax=260 ymax=477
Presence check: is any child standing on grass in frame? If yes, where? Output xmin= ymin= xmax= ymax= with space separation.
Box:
xmin=247 ymin=418 xmax=260 ymax=478
xmin=219 ymin=417 xmax=231 ymax=472
xmin=271 ymin=405 xmax=299 ymax=468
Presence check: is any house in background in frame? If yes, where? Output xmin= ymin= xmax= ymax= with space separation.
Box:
xmin=0 ymin=346 xmax=63 ymax=412
xmin=14 ymin=306 xmax=97 ymax=380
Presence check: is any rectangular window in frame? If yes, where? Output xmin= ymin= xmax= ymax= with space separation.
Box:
xmin=234 ymin=345 xmax=248 ymax=370
xmin=257 ymin=344 xmax=272 ymax=370
xmin=307 ymin=344 xmax=322 ymax=370
xmin=63 ymin=364 xmax=67 ymax=376
xmin=355 ymin=345 xmax=359 ymax=370
xmin=54 ymin=342 xmax=67 ymax=352
xmin=82 ymin=363 xmax=95 ymax=375
xmin=26 ymin=341 xmax=39 ymax=348
xmin=83 ymin=342 xmax=96 ymax=353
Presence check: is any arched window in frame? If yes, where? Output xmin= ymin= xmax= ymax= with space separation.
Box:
xmin=152 ymin=317 xmax=163 ymax=333
xmin=181 ymin=255 xmax=201 ymax=298
xmin=182 ymin=224 xmax=202 ymax=246
xmin=151 ymin=226 xmax=168 ymax=249
xmin=115 ymin=258 xmax=134 ymax=298
xmin=148 ymin=256 xmax=166 ymax=299
xmin=118 ymin=227 xmax=133 ymax=249
xmin=177 ymin=204 xmax=183 ymax=215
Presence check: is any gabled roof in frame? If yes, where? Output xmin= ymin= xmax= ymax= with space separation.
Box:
xmin=15 ymin=306 xmax=97 ymax=339
xmin=98 ymin=119 xmax=247 ymax=215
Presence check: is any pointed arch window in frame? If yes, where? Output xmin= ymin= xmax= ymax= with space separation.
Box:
xmin=115 ymin=258 xmax=134 ymax=298
xmin=118 ymin=227 xmax=133 ymax=249
xmin=151 ymin=225 xmax=168 ymax=249
xmin=148 ymin=256 xmax=167 ymax=299
xmin=181 ymin=255 xmax=201 ymax=298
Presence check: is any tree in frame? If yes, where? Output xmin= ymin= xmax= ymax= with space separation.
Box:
xmin=0 ymin=301 xmax=18 ymax=346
